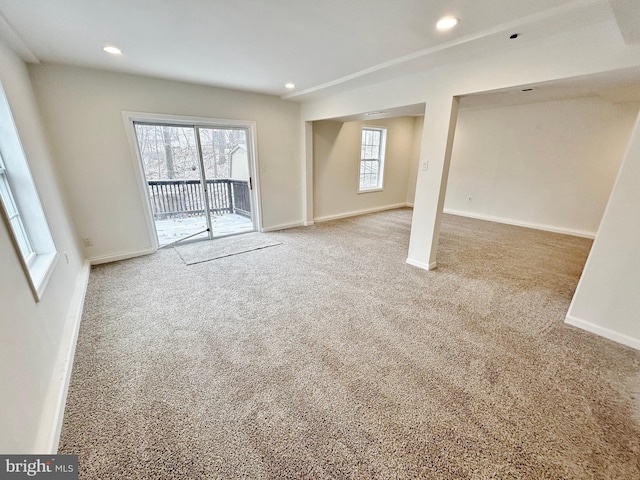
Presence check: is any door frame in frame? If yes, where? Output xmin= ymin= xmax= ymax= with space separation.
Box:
xmin=122 ymin=111 xmax=262 ymax=250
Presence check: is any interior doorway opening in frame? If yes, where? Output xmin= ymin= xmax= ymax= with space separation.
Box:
xmin=132 ymin=121 xmax=256 ymax=247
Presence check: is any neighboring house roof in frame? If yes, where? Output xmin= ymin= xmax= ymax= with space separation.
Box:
xmin=229 ymin=145 xmax=247 ymax=156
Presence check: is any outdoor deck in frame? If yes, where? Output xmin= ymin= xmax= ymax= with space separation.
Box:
xmin=147 ymin=178 xmax=253 ymax=246
xmin=155 ymin=213 xmax=253 ymax=246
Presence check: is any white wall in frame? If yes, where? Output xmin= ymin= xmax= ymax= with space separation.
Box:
xmin=0 ymin=41 xmax=86 ymax=453
xmin=445 ymin=97 xmax=640 ymax=237
xmin=28 ymin=64 xmax=302 ymax=261
xmin=313 ymin=117 xmax=417 ymax=220
xmin=406 ymin=116 xmax=424 ymax=206
xmin=567 ymin=110 xmax=640 ymax=349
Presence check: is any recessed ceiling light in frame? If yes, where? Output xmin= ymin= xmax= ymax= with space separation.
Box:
xmin=285 ymin=83 xmax=295 ymax=89
xmin=103 ymin=46 xmax=122 ymax=55
xmin=436 ymin=16 xmax=459 ymax=31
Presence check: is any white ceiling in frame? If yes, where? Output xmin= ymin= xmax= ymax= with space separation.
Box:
xmin=0 ymin=0 xmax=634 ymax=102
xmin=459 ymin=66 xmax=640 ymax=110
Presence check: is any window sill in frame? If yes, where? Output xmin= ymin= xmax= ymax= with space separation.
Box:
xmin=357 ymin=187 xmax=384 ymax=194
xmin=28 ymin=251 xmax=59 ymax=302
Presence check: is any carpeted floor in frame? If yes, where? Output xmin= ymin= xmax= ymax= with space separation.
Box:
xmin=59 ymin=209 xmax=640 ymax=479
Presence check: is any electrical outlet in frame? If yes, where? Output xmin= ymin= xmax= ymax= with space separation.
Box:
xmin=421 ymin=161 xmax=429 ymax=171
xmin=82 ymin=238 xmax=93 ymax=248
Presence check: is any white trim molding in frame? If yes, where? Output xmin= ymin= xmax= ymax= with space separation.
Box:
xmin=35 ymin=260 xmax=91 ymax=453
xmin=406 ymin=257 xmax=437 ymax=271
xmin=89 ymin=247 xmax=155 ymax=265
xmin=443 ymin=208 xmax=596 ymax=239
xmin=565 ymin=315 xmax=640 ymax=351
xmin=261 ymin=221 xmax=304 ymax=232
xmin=314 ymin=203 xmax=410 ymax=223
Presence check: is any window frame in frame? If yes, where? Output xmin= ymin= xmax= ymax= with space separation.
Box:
xmin=0 ymin=82 xmax=58 ymax=302
xmin=122 ymin=111 xmax=262 ymax=250
xmin=358 ymin=126 xmax=387 ymax=193
xmin=0 ymin=151 xmax=35 ymax=265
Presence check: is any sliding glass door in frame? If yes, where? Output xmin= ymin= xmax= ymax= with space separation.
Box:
xmin=134 ymin=122 xmax=254 ymax=247
xmin=198 ymin=127 xmax=253 ymax=238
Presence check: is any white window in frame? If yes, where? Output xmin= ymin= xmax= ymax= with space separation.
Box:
xmin=359 ymin=127 xmax=387 ymax=192
xmin=0 ymin=82 xmax=57 ymax=301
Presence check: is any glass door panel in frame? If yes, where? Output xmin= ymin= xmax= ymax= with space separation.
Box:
xmin=197 ymin=127 xmax=254 ymax=237
xmin=134 ymin=123 xmax=209 ymax=246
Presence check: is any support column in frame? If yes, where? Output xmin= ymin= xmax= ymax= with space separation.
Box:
xmin=406 ymin=95 xmax=459 ymax=270
xmin=565 ymin=111 xmax=640 ymax=350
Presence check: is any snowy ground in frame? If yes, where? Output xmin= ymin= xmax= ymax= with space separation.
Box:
xmin=155 ymin=213 xmax=253 ymax=246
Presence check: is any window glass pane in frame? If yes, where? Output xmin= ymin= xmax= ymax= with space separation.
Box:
xmin=359 ymin=159 xmax=380 ymax=188
xmin=134 ymin=124 xmax=200 ymax=181
xmin=361 ymin=129 xmax=381 ymax=160
xmin=359 ymin=128 xmax=386 ymax=191
xmin=371 ymin=130 xmax=381 ymax=148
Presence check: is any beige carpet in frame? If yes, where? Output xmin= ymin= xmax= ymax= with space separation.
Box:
xmin=174 ymin=232 xmax=281 ymax=265
xmin=59 ymin=209 xmax=640 ymax=479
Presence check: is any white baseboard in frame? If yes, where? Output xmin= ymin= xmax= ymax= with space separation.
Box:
xmin=261 ymin=221 xmax=304 ymax=232
xmin=443 ymin=209 xmax=596 ymax=239
xmin=406 ymin=257 xmax=437 ymax=271
xmin=314 ymin=203 xmax=411 ymax=223
xmin=258 ymin=205 xmax=412 ymax=231
xmin=89 ymin=247 xmax=155 ymax=265
xmin=35 ymin=260 xmax=91 ymax=454
xmin=565 ymin=315 xmax=640 ymax=351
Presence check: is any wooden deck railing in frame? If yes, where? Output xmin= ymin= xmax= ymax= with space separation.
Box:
xmin=147 ymin=179 xmax=250 ymax=220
